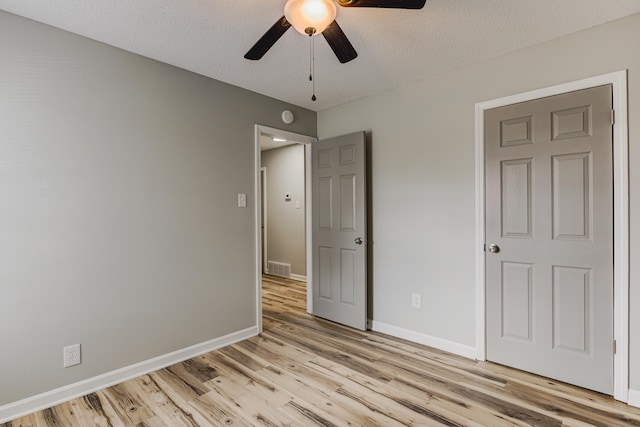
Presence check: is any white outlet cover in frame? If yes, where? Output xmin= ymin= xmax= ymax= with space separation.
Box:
xmin=63 ymin=343 xmax=81 ymax=368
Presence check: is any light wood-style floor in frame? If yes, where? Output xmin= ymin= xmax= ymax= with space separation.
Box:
xmin=4 ymin=275 xmax=640 ymax=426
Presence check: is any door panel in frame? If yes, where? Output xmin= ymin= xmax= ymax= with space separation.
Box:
xmin=312 ymin=132 xmax=366 ymax=330
xmin=552 ymin=265 xmax=590 ymax=353
xmin=501 ymin=261 xmax=533 ymax=341
xmin=318 ymin=246 xmax=332 ymax=299
xmin=340 ymin=248 xmax=356 ymax=305
xmin=552 ymin=153 xmax=591 ymax=239
xmin=485 ymin=85 xmax=613 ymax=394
xmin=318 ymin=177 xmax=333 ymax=229
xmin=501 ymin=158 xmax=533 ymax=237
xmin=340 ymin=175 xmax=356 ymax=231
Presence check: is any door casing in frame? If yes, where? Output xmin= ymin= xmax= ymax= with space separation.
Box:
xmin=260 ymin=167 xmax=267 ymax=273
xmin=474 ymin=70 xmax=629 ymax=402
xmin=254 ymin=125 xmax=317 ymax=333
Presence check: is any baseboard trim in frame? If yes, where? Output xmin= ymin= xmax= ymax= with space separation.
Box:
xmin=629 ymin=389 xmax=640 ymax=408
xmin=289 ymin=273 xmax=307 ymax=282
xmin=371 ymin=320 xmax=476 ymax=360
xmin=0 ymin=326 xmax=258 ymax=424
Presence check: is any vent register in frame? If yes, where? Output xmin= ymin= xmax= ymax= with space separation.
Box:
xmin=267 ymin=261 xmax=291 ymax=278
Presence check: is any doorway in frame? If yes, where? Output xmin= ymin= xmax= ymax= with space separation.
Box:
xmin=260 ymin=137 xmax=307 ymax=280
xmin=475 ymin=71 xmax=629 ymax=401
xmin=254 ymin=125 xmax=316 ymax=333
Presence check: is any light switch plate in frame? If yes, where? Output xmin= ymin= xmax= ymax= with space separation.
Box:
xmin=237 ymin=193 xmax=247 ymax=208
xmin=411 ymin=293 xmax=422 ymax=309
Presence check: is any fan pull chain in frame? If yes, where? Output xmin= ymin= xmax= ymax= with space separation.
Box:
xmin=309 ymin=33 xmax=316 ymax=102
xmin=309 ymin=33 xmax=313 ymax=82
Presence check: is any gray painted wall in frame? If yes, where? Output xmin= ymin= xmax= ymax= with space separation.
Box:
xmin=0 ymin=10 xmax=315 ymax=405
xmin=261 ymin=144 xmax=306 ymax=277
xmin=318 ymin=13 xmax=640 ymax=391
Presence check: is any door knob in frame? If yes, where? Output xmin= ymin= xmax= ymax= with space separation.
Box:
xmin=355 ymin=237 xmax=364 ymax=245
xmin=488 ymin=243 xmax=500 ymax=253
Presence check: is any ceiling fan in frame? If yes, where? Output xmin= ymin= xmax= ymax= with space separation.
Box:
xmin=244 ymin=0 xmax=427 ymax=64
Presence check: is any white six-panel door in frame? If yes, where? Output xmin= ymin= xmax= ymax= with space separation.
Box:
xmin=312 ymin=132 xmax=367 ymax=330
xmin=485 ymin=85 xmax=614 ymax=394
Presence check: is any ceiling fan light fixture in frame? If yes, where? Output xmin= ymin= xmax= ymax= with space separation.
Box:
xmin=284 ymin=0 xmax=337 ymax=35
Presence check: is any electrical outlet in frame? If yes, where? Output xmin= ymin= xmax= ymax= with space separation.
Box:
xmin=411 ymin=293 xmax=422 ymax=309
xmin=63 ymin=344 xmax=81 ymax=368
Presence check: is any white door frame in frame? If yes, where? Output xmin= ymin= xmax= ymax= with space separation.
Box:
xmin=260 ymin=167 xmax=268 ymax=273
xmin=475 ymin=70 xmax=629 ymax=402
xmin=254 ymin=125 xmax=317 ymax=333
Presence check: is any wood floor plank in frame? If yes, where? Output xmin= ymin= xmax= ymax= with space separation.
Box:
xmin=127 ymin=375 xmax=201 ymax=427
xmin=98 ymin=382 xmax=157 ymax=425
xmin=218 ymin=345 xmax=269 ymax=372
xmin=266 ymin=326 xmax=394 ymax=384
xmin=244 ymin=334 xmax=319 ymax=366
xmin=65 ymin=394 xmax=120 ymax=427
xmin=189 ymin=390 xmax=252 ymax=426
xmin=304 ymin=357 xmax=460 ymax=426
xmin=280 ymin=399 xmax=342 ymax=427
xmin=203 ymin=375 xmax=297 ymax=426
xmin=168 ymin=358 xmax=220 ymax=388
xmin=145 ymin=368 xmax=207 ymax=410
xmin=258 ymin=364 xmax=405 ymax=426
xmin=4 ymin=275 xmax=640 ymax=427
xmin=2 ymin=414 xmax=37 ymax=427
xmin=504 ymin=380 xmax=640 ymax=427
xmin=371 ymin=357 xmax=562 ymax=426
xmin=84 ymin=392 xmax=128 ymax=427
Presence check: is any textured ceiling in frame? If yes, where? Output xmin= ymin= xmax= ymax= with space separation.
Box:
xmin=260 ymin=134 xmax=300 ymax=152
xmin=1 ymin=1 xmax=639 ymax=111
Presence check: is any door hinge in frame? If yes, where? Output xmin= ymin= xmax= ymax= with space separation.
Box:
xmin=611 ymin=109 xmax=615 ymax=125
xmin=483 ymin=244 xmax=486 ymax=252
xmin=613 ymin=339 xmax=617 ymax=354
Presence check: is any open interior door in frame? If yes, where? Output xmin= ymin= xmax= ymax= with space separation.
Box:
xmin=312 ymin=132 xmax=367 ymax=330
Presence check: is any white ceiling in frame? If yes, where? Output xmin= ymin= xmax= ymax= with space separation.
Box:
xmin=260 ymin=134 xmax=300 ymax=151
xmin=1 ymin=1 xmax=639 ymax=112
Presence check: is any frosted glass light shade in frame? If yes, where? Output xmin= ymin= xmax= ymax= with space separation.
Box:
xmin=284 ymin=0 xmax=337 ymax=35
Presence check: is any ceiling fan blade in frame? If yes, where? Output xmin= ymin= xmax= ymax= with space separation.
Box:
xmin=322 ymin=20 xmax=358 ymax=64
xmin=244 ymin=16 xmax=292 ymax=60
xmin=336 ymin=0 xmax=426 ymax=9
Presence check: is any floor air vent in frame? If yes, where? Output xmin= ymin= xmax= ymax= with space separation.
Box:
xmin=267 ymin=261 xmax=291 ymax=278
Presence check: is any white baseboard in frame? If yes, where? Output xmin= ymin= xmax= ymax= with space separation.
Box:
xmin=629 ymin=389 xmax=640 ymax=408
xmin=370 ymin=320 xmax=477 ymax=360
xmin=0 ymin=326 xmax=258 ymax=424
xmin=290 ymin=273 xmax=307 ymax=282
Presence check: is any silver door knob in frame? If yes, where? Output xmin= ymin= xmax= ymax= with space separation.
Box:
xmin=488 ymin=243 xmax=500 ymax=253
xmin=355 ymin=237 xmax=364 ymax=245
